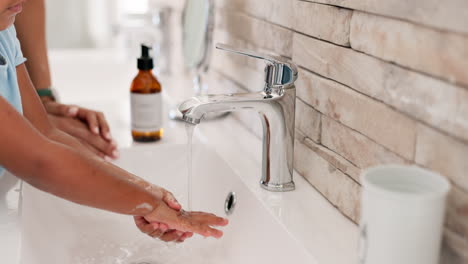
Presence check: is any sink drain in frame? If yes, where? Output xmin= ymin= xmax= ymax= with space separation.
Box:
xmin=224 ymin=191 xmax=237 ymax=215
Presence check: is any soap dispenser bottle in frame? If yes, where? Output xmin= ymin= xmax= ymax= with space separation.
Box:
xmin=130 ymin=44 xmax=163 ymax=142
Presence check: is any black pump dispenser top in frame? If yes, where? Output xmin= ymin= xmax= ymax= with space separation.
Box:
xmin=138 ymin=44 xmax=154 ymax=70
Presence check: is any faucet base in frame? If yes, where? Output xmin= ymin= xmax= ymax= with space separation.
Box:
xmin=260 ymin=180 xmax=295 ymax=192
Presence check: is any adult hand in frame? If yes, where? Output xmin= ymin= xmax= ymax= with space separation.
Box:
xmin=43 ymin=100 xmax=112 ymax=141
xmin=48 ymin=114 xmax=118 ymax=159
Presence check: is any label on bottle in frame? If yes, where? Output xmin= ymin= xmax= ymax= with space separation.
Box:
xmin=131 ymin=93 xmax=162 ymax=132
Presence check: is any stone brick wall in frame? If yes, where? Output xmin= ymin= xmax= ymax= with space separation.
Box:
xmin=208 ymin=0 xmax=468 ymax=262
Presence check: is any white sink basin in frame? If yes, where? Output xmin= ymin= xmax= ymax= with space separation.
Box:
xmin=20 ymin=144 xmax=314 ymax=264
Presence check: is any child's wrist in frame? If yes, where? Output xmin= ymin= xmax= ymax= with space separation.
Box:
xmin=133 ymin=199 xmax=160 ymax=217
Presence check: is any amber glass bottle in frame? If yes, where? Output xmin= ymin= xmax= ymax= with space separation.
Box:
xmin=130 ymin=45 xmax=163 ymax=142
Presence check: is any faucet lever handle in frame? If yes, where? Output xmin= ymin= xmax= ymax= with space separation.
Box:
xmin=216 ymin=43 xmax=298 ymax=88
xmin=216 ymin=43 xmax=281 ymax=65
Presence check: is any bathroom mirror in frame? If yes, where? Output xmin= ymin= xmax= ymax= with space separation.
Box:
xmin=182 ymin=0 xmax=214 ymax=73
xmin=171 ymin=0 xmax=223 ymax=121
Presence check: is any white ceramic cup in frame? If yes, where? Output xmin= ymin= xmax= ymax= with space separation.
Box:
xmin=359 ymin=165 xmax=450 ymax=264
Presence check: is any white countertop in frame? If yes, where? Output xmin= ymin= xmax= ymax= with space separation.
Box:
xmin=0 ymin=49 xmax=359 ymax=264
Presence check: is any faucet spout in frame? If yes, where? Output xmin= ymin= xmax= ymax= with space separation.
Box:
xmin=179 ymin=43 xmax=299 ymax=191
xmin=178 ymin=88 xmax=296 ymax=192
xmin=179 ymin=92 xmax=278 ymax=123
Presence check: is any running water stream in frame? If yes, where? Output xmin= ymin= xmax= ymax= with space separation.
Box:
xmin=185 ymin=123 xmax=196 ymax=211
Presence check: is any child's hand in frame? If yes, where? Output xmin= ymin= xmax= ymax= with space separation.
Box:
xmin=133 ymin=216 xmax=193 ymax=243
xmin=144 ymin=185 xmax=182 ymax=211
xmin=141 ymin=184 xmax=228 ymax=238
xmin=143 ymin=204 xmax=229 ymax=239
xmin=134 ymin=185 xmax=193 ymax=242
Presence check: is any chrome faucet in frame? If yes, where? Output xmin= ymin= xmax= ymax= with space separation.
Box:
xmin=179 ymin=44 xmax=298 ymax=192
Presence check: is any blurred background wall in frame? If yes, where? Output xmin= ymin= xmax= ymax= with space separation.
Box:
xmin=45 ymin=0 xmax=184 ymax=49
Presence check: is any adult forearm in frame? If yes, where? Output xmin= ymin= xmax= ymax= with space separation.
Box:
xmin=15 ymin=0 xmax=51 ymax=89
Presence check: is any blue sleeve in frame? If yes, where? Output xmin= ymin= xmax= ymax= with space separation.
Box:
xmin=8 ymin=26 xmax=27 ymax=67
